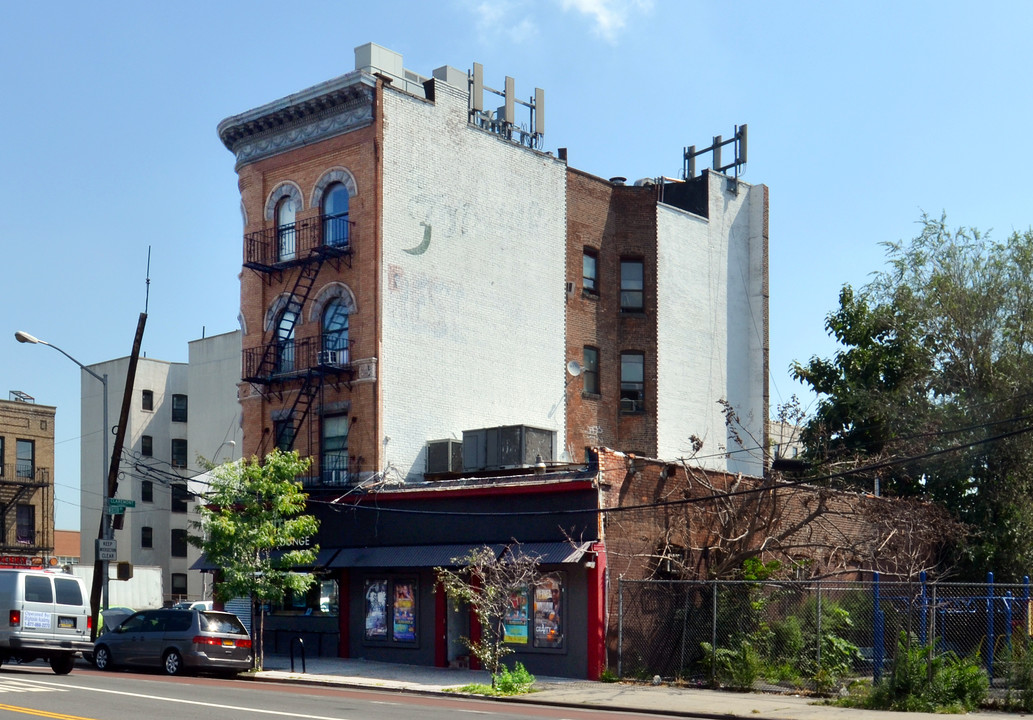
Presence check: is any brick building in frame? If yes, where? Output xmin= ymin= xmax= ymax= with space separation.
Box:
xmin=0 ymin=392 xmax=55 ymax=565
xmin=216 ymin=42 xmax=769 ymax=678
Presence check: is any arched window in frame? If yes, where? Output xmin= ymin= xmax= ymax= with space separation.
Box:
xmin=322 ymin=298 xmax=350 ymax=364
xmin=276 ymin=197 xmax=296 ymax=261
xmin=276 ymin=308 xmax=297 ymax=373
xmin=322 ymin=182 xmax=350 ymax=247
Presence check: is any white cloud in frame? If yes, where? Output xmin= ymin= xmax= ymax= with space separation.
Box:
xmin=560 ymin=0 xmax=653 ymax=43
xmin=471 ymin=1 xmax=540 ymax=44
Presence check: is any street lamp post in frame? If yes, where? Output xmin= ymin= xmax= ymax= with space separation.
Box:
xmin=15 ymin=331 xmax=110 ymax=611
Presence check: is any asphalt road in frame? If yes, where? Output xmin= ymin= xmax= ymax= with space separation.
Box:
xmin=0 ymin=664 xmax=681 ymax=720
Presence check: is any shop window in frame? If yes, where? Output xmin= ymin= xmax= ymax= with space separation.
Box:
xmin=502 ymin=572 xmax=566 ymax=650
xmin=364 ymin=578 xmax=417 ymax=644
xmin=533 ymin=573 xmax=565 ymax=648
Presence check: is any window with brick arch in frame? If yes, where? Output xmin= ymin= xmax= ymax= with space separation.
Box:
xmin=322 ymin=182 xmax=350 ymax=248
xmin=276 ymin=196 xmax=296 ymax=261
xmin=322 ymin=299 xmax=350 ymax=364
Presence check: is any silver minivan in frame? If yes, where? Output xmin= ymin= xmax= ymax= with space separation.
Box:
xmin=93 ymin=608 xmax=252 ymax=675
xmin=0 ymin=569 xmax=93 ymax=674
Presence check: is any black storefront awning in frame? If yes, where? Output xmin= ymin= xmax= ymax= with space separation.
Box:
xmin=329 ymin=541 xmax=594 ymax=568
xmin=191 ymin=547 xmax=340 ymax=571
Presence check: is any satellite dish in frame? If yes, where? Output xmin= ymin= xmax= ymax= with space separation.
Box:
xmin=566 ymin=360 xmax=583 ymax=377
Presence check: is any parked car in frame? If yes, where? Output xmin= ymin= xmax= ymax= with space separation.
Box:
xmin=171 ymin=600 xmax=213 ymax=611
xmin=92 ymin=608 xmax=252 ymax=675
xmin=98 ymin=606 xmax=135 ymax=635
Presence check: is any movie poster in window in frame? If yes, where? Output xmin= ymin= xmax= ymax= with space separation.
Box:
xmin=392 ymin=581 xmax=416 ymax=642
xmin=533 ymin=573 xmax=564 ymax=648
xmin=364 ymin=579 xmax=388 ymax=640
xmin=503 ymin=586 xmax=529 ymax=644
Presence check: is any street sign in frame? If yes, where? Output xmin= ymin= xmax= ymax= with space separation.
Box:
xmin=108 ymin=506 xmax=125 ymax=515
xmin=107 ymin=498 xmax=136 ymax=509
xmin=96 ymin=539 xmax=116 ymax=561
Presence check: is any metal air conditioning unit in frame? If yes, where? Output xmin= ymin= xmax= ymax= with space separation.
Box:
xmin=462 ymin=425 xmax=554 ymax=471
xmin=426 ymin=439 xmax=463 ymax=474
xmin=317 ymin=349 xmax=346 ymax=367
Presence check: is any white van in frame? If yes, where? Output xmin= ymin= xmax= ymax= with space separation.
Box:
xmin=0 ymin=570 xmax=93 ymax=674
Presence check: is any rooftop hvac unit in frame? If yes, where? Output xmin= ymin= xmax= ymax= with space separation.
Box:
xmin=426 ymin=439 xmax=463 ymax=474
xmin=462 ymin=425 xmax=554 ymax=471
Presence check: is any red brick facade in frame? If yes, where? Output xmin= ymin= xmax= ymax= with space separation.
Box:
xmin=236 ymin=84 xmax=385 ymax=480
xmin=564 ymin=171 xmax=661 ymax=459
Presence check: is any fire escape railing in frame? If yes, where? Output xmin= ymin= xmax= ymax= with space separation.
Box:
xmin=244 ymin=216 xmax=354 ymax=271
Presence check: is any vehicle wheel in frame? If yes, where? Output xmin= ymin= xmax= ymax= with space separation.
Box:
xmin=163 ymin=649 xmax=184 ymax=676
xmin=93 ymin=645 xmax=113 ymax=671
xmin=49 ymin=655 xmax=75 ymax=675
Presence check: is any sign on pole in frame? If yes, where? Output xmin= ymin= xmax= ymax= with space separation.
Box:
xmin=96 ymin=539 xmax=116 ymax=561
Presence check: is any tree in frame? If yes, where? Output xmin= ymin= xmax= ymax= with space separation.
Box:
xmin=792 ymin=214 xmax=1033 ymax=579
xmin=435 ymin=546 xmax=540 ymax=689
xmin=191 ymin=449 xmax=319 ymax=669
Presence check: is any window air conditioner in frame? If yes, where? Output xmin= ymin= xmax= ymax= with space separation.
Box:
xmin=318 ymin=350 xmax=344 ymax=367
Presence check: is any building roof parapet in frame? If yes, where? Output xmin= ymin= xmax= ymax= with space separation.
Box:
xmin=217 ymin=71 xmax=377 ymax=168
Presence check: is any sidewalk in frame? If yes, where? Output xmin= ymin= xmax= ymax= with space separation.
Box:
xmin=248 ymin=655 xmax=1016 ymax=719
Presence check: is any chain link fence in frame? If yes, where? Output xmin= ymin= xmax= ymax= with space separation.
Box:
xmin=617 ymin=575 xmax=1033 ymax=693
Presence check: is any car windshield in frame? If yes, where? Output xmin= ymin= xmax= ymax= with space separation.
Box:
xmin=200 ymin=612 xmax=247 ymax=635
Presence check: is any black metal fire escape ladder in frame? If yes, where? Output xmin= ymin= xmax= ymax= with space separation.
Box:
xmin=251 ymin=260 xmax=323 ymax=382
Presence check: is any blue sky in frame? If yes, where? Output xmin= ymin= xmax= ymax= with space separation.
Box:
xmin=3 ymin=1 xmax=1032 ymax=530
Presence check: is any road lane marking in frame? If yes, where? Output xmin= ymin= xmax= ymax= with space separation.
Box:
xmin=6 ymin=679 xmax=353 ymax=720
xmin=0 ymin=679 xmax=63 ymax=693
xmin=0 ymin=704 xmax=92 ymax=720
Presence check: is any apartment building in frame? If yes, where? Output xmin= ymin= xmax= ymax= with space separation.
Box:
xmin=0 ymin=392 xmax=55 ymax=565
xmin=80 ymin=331 xmax=241 ymax=603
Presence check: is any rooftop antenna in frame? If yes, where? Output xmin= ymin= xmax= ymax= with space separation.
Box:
xmin=144 ymin=246 xmax=152 ymax=314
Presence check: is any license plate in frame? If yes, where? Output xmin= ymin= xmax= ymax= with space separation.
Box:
xmin=58 ymin=617 xmax=75 ymax=629
xmin=222 ymin=639 xmax=234 ymax=646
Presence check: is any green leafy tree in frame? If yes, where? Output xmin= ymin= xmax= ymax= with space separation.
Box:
xmin=793 ymin=214 xmax=1033 ymax=579
xmin=191 ymin=449 xmax=319 ymax=669
xmin=435 ymin=546 xmax=540 ymax=691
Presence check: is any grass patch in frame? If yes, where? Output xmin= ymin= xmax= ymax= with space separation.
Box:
xmin=445 ymin=662 xmax=536 ymax=696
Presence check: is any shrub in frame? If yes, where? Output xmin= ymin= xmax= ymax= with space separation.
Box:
xmin=495 ymin=662 xmax=535 ymax=695
xmin=700 ymin=638 xmax=762 ymax=691
xmin=842 ymin=633 xmax=987 ymax=713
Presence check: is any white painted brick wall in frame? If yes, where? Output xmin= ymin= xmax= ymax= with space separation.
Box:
xmin=656 ymin=174 xmax=765 ymax=476
xmin=380 ymin=83 xmax=567 ymax=481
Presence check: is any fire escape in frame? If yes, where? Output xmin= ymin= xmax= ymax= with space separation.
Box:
xmin=0 ymin=464 xmax=52 ymax=555
xmin=241 ymin=215 xmax=355 ymax=466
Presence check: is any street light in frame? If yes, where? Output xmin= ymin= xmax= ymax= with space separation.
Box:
xmin=15 ymin=331 xmax=111 ymax=612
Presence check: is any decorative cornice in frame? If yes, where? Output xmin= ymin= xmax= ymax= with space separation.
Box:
xmin=218 ymin=73 xmax=377 ymax=169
